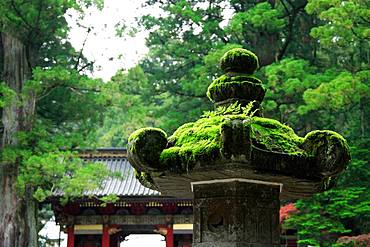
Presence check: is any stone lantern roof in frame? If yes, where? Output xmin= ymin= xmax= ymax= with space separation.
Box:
xmin=128 ymin=48 xmax=350 ymax=199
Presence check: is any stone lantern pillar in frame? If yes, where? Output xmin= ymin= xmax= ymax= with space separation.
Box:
xmin=127 ymin=48 xmax=350 ymax=247
xmin=192 ymin=179 xmax=281 ymax=247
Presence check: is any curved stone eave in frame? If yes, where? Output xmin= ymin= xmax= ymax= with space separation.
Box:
xmin=150 ymin=164 xmax=327 ymax=200
xmin=129 ymin=140 xmax=346 ymax=200
xmin=144 ymin=146 xmax=337 ymax=200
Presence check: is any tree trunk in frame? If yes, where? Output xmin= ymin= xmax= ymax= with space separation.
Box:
xmin=0 ymin=33 xmax=37 ymax=247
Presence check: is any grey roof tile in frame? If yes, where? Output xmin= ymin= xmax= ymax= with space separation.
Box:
xmin=93 ymin=157 xmax=160 ymax=197
xmin=55 ymin=155 xmax=161 ymax=197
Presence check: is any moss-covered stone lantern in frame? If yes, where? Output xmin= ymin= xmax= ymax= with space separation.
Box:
xmin=128 ymin=48 xmax=350 ymax=247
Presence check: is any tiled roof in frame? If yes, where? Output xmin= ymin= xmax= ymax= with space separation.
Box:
xmin=56 ymin=148 xmax=161 ymax=197
xmin=86 ymin=156 xmax=160 ymax=197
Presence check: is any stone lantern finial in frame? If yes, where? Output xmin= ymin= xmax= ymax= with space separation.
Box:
xmin=207 ymin=48 xmax=265 ymax=111
xmin=220 ymin=48 xmax=259 ymax=73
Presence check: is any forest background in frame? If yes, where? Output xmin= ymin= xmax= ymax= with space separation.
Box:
xmin=0 ymin=0 xmax=369 ymax=246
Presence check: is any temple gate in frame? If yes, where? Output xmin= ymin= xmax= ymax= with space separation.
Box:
xmin=51 ymin=148 xmax=193 ymax=247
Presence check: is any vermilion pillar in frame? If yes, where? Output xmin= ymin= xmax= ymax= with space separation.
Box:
xmin=67 ymin=226 xmax=75 ymax=247
xmin=166 ymin=225 xmax=174 ymax=247
xmin=102 ymin=225 xmax=110 ymax=247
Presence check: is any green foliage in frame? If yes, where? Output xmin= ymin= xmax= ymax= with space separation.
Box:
xmin=96 ymin=66 xmax=161 ymax=146
xmin=299 ymin=70 xmax=369 ymax=114
xmin=8 ymin=121 xmax=113 ymax=204
xmin=30 ymin=66 xmax=109 ymax=129
xmin=202 ymin=101 xmax=257 ymax=118
xmin=0 ymin=82 xmax=17 ymax=108
xmin=0 ymin=2 xmax=117 ymax=245
xmin=226 ymin=2 xmax=286 ymax=34
xmin=99 ymin=194 xmax=120 ymax=206
xmin=286 ymin=186 xmax=369 ymax=246
xmin=262 ymin=58 xmax=324 ymax=125
xmin=306 ymin=0 xmax=369 ymax=52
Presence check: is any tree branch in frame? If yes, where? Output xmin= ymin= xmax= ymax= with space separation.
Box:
xmin=10 ymin=0 xmax=35 ymax=30
xmin=36 ymin=0 xmax=44 ymax=28
xmin=37 ymin=83 xmax=101 ymax=102
xmin=74 ymin=27 xmax=91 ymax=70
xmin=78 ymin=61 xmax=94 ymax=73
xmin=278 ymin=1 xmax=306 ymax=60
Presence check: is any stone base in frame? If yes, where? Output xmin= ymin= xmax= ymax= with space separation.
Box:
xmin=192 ymin=179 xmax=282 ymax=247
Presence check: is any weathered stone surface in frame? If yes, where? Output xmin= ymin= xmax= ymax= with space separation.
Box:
xmin=150 ymin=164 xmax=324 ymax=199
xmin=192 ymin=180 xmax=281 ymax=247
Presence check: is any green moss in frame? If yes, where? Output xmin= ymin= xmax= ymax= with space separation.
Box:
xmin=128 ymin=127 xmax=167 ymax=143
xmin=160 ymin=116 xmax=225 ymax=172
xmin=156 ymin=115 xmax=350 ymax=175
xmin=158 ymin=112 xmax=309 ymax=172
xmin=133 ymin=169 xmax=157 ymax=190
xmin=220 ymin=48 xmax=259 ymax=73
xmin=303 ymin=130 xmax=349 ymax=153
xmin=250 ymin=117 xmax=305 ymax=154
xmin=128 ymin=127 xmax=168 ymax=170
xmin=207 ymin=75 xmax=265 ymax=103
xmin=212 ymin=74 xmax=262 ymax=84
xmin=303 ymin=130 xmax=350 ymax=172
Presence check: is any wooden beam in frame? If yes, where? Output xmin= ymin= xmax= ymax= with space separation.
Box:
xmin=74 ymin=224 xmax=102 ymax=231
xmin=72 ymin=214 xmax=192 ymax=225
xmin=173 ymin=224 xmax=193 ymax=230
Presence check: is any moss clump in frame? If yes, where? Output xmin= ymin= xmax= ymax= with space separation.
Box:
xmin=133 ymin=169 xmax=157 ymax=190
xmin=159 ymin=112 xmax=308 ymax=172
xmin=250 ymin=117 xmax=304 ymax=154
xmin=303 ymin=130 xmax=349 ymax=154
xmin=303 ymin=130 xmax=350 ymax=174
xmin=220 ymin=48 xmax=259 ymax=73
xmin=207 ymin=75 xmax=266 ymax=103
xmin=128 ymin=127 xmax=167 ymax=170
xmin=160 ymin=117 xmax=225 ymax=172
